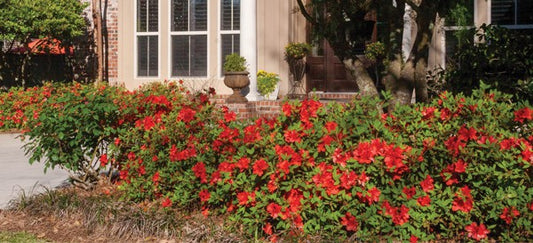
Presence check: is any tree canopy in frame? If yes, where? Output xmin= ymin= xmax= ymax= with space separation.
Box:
xmin=0 ymin=0 xmax=86 ymax=87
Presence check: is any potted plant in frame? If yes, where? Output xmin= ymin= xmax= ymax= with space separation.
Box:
xmin=223 ymin=53 xmax=250 ymax=103
xmin=257 ymin=70 xmax=280 ymax=100
xmin=284 ymin=42 xmax=311 ymax=98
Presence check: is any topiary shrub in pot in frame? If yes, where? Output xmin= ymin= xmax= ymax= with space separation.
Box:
xmin=223 ymin=53 xmax=250 ymax=103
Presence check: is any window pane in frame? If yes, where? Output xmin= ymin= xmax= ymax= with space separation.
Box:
xmin=221 ymin=0 xmax=232 ymax=30
xmin=172 ymin=0 xmax=188 ymax=31
xmin=492 ymin=0 xmax=515 ymax=25
xmin=148 ymin=36 xmax=158 ymax=76
xmin=138 ymin=36 xmax=158 ymax=77
xmin=517 ymin=0 xmax=533 ymax=25
xmin=221 ymin=34 xmax=240 ymax=72
xmin=137 ymin=0 xmax=147 ymax=32
xmin=172 ymin=36 xmax=190 ymax=76
xmin=137 ymin=36 xmax=148 ymax=76
xmin=148 ymin=0 xmax=158 ymax=32
xmin=190 ymin=35 xmax=207 ymax=76
xmin=233 ymin=0 xmax=240 ymax=30
xmin=191 ymin=0 xmax=207 ymax=31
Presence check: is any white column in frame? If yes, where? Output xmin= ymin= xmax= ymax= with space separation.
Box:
xmin=241 ymin=0 xmax=262 ymax=101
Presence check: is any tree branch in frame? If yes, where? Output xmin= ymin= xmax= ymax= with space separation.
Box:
xmin=296 ymin=0 xmax=316 ymax=25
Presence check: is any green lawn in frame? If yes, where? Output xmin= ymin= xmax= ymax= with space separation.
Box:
xmin=0 ymin=231 xmax=48 ymax=243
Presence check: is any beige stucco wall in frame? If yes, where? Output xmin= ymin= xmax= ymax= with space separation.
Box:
xmin=117 ymin=0 xmax=307 ymax=96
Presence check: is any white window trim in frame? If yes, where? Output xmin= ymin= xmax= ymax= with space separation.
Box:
xmin=168 ymin=0 xmax=210 ymax=79
xmin=218 ymin=0 xmax=241 ymax=77
xmin=489 ymin=0 xmax=533 ymax=28
xmin=134 ymin=0 xmax=161 ymax=79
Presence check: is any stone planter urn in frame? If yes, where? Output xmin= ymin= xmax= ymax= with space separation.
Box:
xmin=224 ymin=71 xmax=250 ymax=103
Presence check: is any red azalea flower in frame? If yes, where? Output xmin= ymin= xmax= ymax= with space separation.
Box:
xmin=514 ymin=107 xmax=532 ymax=123
xmin=199 ymin=189 xmax=210 ymax=203
xmin=366 ymin=187 xmax=381 ymax=205
xmin=410 ymin=235 xmax=419 ymax=243
xmin=284 ymin=129 xmax=301 ymax=143
xmin=500 ymin=206 xmax=520 ymax=224
xmin=452 ymin=186 xmax=474 ymax=213
xmin=340 ymin=171 xmax=358 ymax=190
xmin=266 ymin=202 xmax=282 ymax=218
xmin=522 ymin=148 xmax=533 ymax=164
xmin=152 ymin=172 xmax=160 ymax=185
xmin=177 ymin=107 xmax=196 ymax=123
xmin=192 ymin=162 xmax=208 ymax=183
xmin=99 ymin=154 xmax=108 ymax=167
xmin=465 ymin=222 xmax=489 ymax=241
xmin=252 ymin=159 xmax=269 ymax=176
xmin=282 ymin=103 xmax=293 ymax=116
xmin=237 ymin=192 xmax=249 ymax=206
xmin=263 ymin=222 xmax=273 ymax=235
xmin=161 ymin=197 xmax=172 ymax=208
xmin=325 ymin=121 xmax=338 ymax=133
xmin=277 ymin=160 xmax=290 ymax=174
xmin=417 ymin=195 xmax=431 ymax=207
xmin=421 ymin=107 xmax=436 ymax=120
xmin=235 ymin=157 xmax=250 ymax=172
xmin=420 ymin=175 xmax=434 ymax=193
xmin=454 ymin=159 xmax=467 ymax=173
xmin=340 ymin=212 xmax=358 ymax=232
xmin=403 ymin=186 xmax=416 ymax=199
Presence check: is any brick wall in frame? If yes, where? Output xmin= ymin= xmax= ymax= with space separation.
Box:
xmin=79 ymin=0 xmax=118 ymax=83
xmin=211 ymin=92 xmax=358 ymax=120
xmin=103 ymin=0 xmax=119 ymax=83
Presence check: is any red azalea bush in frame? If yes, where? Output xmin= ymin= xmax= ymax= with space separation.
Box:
xmin=2 ymin=81 xmax=531 ymax=241
xmin=116 ymin=83 xmax=531 ymax=241
xmin=0 ymin=83 xmax=56 ymax=131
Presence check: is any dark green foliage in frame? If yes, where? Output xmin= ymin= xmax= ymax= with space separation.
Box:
xmin=442 ymin=24 xmax=533 ymax=102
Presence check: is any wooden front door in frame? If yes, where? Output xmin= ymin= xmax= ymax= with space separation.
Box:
xmin=306 ymin=40 xmax=357 ymax=92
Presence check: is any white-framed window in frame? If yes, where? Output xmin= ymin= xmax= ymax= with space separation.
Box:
xmin=136 ymin=0 xmax=159 ymax=77
xmin=219 ymin=0 xmax=240 ymax=75
xmin=170 ymin=0 xmax=208 ymax=77
xmin=491 ymin=0 xmax=533 ymax=27
xmin=442 ymin=1 xmax=475 ymax=63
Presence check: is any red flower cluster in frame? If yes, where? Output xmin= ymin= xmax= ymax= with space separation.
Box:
xmin=465 ymin=222 xmax=489 ymax=241
xmin=514 ymin=107 xmax=532 ymax=123
xmin=340 ymin=212 xmax=358 ymax=232
xmin=452 ymin=186 xmax=473 ymax=213
xmin=500 ymin=206 xmax=520 ymax=224
xmin=382 ymin=201 xmax=410 ymax=225
xmin=169 ymin=144 xmax=197 ymax=161
xmin=192 ymin=162 xmax=208 ymax=183
xmin=440 ymin=159 xmax=467 ymax=185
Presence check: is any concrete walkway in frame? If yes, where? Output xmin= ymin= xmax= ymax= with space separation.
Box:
xmin=0 ymin=133 xmax=69 ymax=209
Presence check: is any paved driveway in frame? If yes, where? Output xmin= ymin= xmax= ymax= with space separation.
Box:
xmin=0 ymin=133 xmax=69 ymax=209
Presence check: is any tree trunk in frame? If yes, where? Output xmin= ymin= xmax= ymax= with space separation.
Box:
xmin=343 ymin=58 xmax=379 ymax=98
xmin=92 ymin=0 xmax=104 ymax=83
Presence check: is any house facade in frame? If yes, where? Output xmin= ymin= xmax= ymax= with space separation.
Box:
xmin=100 ymin=0 xmax=532 ymax=98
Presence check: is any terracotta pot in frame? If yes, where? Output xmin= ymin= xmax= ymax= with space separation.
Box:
xmin=223 ymin=71 xmax=250 ymax=103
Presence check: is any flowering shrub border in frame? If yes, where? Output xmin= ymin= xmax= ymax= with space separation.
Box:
xmin=1 ymin=82 xmax=531 ymax=241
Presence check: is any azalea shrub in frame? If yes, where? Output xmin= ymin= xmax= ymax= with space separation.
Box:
xmin=19 ymin=83 xmax=129 ymax=187
xmin=2 ymin=81 xmax=531 ymax=241
xmin=0 ymin=83 xmax=56 ymax=131
xmin=115 ymin=83 xmax=532 ymax=241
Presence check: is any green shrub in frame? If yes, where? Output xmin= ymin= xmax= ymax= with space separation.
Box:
xmin=21 ymin=83 xmax=127 ymax=188
xmin=441 ymin=24 xmax=533 ymax=102
xmin=223 ymin=53 xmax=247 ymax=72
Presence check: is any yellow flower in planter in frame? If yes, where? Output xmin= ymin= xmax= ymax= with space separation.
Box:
xmin=257 ymin=70 xmax=280 ymax=98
